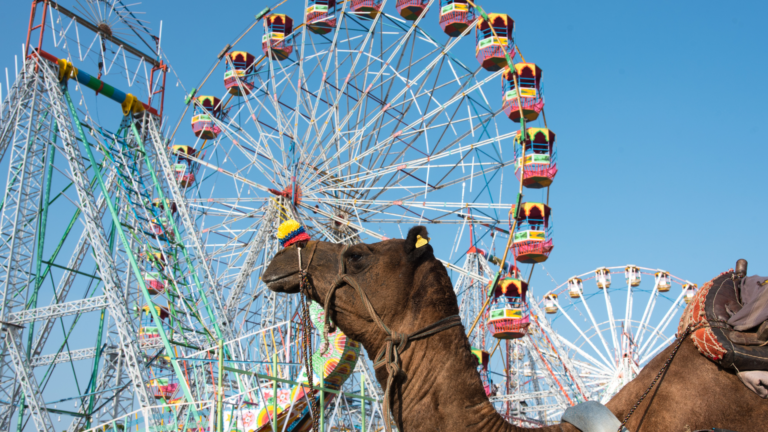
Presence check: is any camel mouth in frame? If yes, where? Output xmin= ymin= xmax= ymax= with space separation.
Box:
xmin=263 ymin=270 xmax=301 ymax=294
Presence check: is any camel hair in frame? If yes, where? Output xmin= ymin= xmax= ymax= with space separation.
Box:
xmin=263 ymin=226 xmax=767 ymax=432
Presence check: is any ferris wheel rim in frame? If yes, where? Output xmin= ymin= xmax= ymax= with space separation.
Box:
xmin=545 ymin=264 xmax=695 ymax=301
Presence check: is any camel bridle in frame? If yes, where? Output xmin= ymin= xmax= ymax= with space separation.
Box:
xmin=296 ymin=241 xmax=463 ymax=432
xmin=296 ymin=241 xmax=321 ymax=432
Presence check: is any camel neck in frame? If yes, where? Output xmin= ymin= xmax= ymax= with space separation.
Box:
xmin=367 ymin=324 xmax=515 ymax=432
xmin=345 ymin=258 xmax=554 ymax=431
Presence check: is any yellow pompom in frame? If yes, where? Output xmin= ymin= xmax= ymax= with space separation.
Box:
xmin=277 ymin=219 xmax=301 ymax=240
xmin=415 ymin=234 xmax=429 ymax=248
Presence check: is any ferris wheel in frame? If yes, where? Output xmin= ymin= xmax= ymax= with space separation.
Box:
xmin=539 ymin=266 xmax=698 ymax=403
xmin=0 ymin=0 xmax=558 ymax=431
xmin=185 ymin=0 xmax=556 ymax=427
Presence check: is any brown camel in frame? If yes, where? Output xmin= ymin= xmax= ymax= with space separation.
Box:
xmin=263 ymin=227 xmax=767 ymax=431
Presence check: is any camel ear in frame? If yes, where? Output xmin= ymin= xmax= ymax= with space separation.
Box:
xmin=405 ymin=226 xmax=432 ymax=261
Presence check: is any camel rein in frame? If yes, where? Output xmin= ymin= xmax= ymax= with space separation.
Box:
xmin=295 ymin=241 xmax=463 ymax=432
xmin=297 ymin=242 xmax=321 ymax=432
xmin=617 ymin=325 xmax=695 ymax=431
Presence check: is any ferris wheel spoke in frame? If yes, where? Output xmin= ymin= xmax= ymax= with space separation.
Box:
xmin=360 ymin=160 xmax=513 ymax=217
xmin=306 ymin=128 xmax=514 ymax=197
xmin=555 ymin=306 xmax=614 ymax=371
xmin=466 ymin=150 xmax=503 ymax=216
xmin=571 ymin=291 xmax=616 ymax=366
xmin=307 ymin=94 xmax=487 ymax=195
xmin=356 ymin=35 xmax=430 ymax=163
xmin=601 ymin=285 xmax=620 ymax=359
xmin=295 ymin=87 xmax=329 ymax=151
xmin=196 ymin=199 xmax=269 ymax=216
xmin=624 ymin=277 xmax=634 ymax=334
xmin=207 ymin=131 xmax=281 ymax=188
xmin=296 ymin=206 xmax=346 ymax=243
xmin=309 ymin=10 xmax=390 ymax=156
xmin=362 ymin=108 xmax=506 ymax=198
xmin=364 ymin=138 xmax=472 ymax=205
xmin=329 ymin=218 xmax=501 ymax=225
xmin=312 ymin=21 xmax=479 ymax=171
xmin=179 ymin=150 xmax=272 ymax=194
xmin=222 ymin=65 xmax=290 ymax=169
xmin=262 ymin=69 xmax=298 ymax=160
xmin=297 ymin=45 xmax=353 ymax=164
xmin=292 ymin=6 xmax=314 ymax=154
xmin=276 ymin=75 xmax=323 ymax=149
xmin=637 ymin=289 xmax=685 ymax=358
xmin=359 ymin=203 xmax=432 ymax=225
xmin=639 ymin=333 xmax=677 ymax=365
xmin=319 ymin=93 xmax=454 ymax=182
xmin=359 ymin=65 xmax=448 ymax=180
xmin=246 ymin=75 xmax=290 ymax=128
xmin=249 ymin=100 xmax=296 ymax=155
xmin=368 ymin=65 xmax=472 ymax=166
xmin=264 ymin=31 xmax=287 ymax=149
xmin=634 ymin=277 xmax=661 ymax=349
xmin=201 ymin=103 xmax=280 ymax=167
xmin=307 ymin=196 xmax=507 ymax=211
xmin=566 ymin=356 xmax=611 ymax=379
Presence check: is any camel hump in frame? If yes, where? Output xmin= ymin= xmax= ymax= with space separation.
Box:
xmin=681 ymin=269 xmax=768 ymax=371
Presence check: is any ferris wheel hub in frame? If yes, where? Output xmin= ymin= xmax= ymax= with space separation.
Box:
xmin=268 ymin=184 xmax=303 ymax=205
xmin=97 ymin=22 xmax=113 ymax=38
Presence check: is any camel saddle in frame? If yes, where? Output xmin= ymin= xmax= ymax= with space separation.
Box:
xmin=678 ymin=271 xmax=768 ymax=371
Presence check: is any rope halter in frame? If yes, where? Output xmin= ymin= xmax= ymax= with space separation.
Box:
xmin=306 ymin=243 xmax=463 ymax=432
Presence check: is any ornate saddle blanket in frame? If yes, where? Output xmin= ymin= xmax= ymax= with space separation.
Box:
xmin=678 ymin=271 xmax=768 ymax=371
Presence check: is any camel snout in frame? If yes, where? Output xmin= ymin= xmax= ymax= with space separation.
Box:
xmin=263 ymin=259 xmax=301 ymax=294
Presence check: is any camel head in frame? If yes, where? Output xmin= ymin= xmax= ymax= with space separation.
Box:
xmin=263 ymin=226 xmax=460 ymax=349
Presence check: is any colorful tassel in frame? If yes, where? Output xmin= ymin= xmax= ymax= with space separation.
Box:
xmin=277 ymin=219 xmax=311 ymax=247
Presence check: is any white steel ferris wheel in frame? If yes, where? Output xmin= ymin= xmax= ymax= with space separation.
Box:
xmin=540 ymin=266 xmax=698 ymax=404
xmin=185 ymin=0 xmax=558 ymax=426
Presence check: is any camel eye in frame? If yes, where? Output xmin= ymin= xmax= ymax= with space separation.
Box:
xmin=349 ymin=253 xmax=363 ymax=262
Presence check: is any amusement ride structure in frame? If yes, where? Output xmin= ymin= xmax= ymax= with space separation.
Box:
xmin=0 ymin=0 xmax=697 ymax=431
xmin=539 ymin=266 xmax=697 ymax=404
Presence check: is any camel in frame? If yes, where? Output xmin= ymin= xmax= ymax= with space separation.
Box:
xmin=263 ymin=226 xmax=767 ymax=431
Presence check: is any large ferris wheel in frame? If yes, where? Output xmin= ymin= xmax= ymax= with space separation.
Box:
xmin=0 ymin=0 xmax=620 ymax=430
xmin=182 ymin=0 xmax=563 ymax=427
